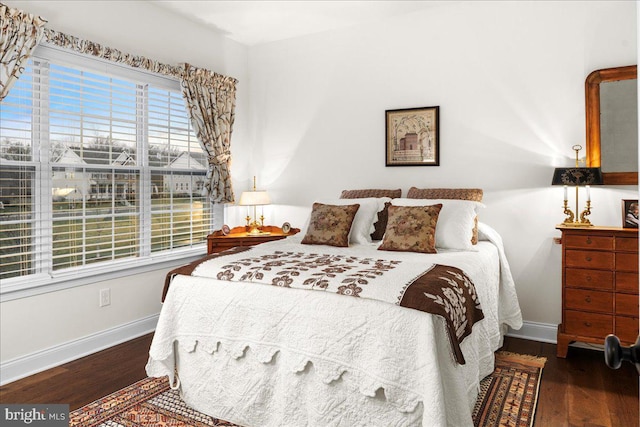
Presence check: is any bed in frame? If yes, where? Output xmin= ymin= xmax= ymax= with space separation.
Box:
xmin=146 ymin=189 xmax=522 ymax=427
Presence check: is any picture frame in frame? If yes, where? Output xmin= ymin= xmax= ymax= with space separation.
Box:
xmin=622 ymin=199 xmax=639 ymax=228
xmin=385 ymin=106 xmax=439 ymax=166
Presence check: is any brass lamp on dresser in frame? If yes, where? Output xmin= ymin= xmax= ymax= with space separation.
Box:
xmin=556 ymin=225 xmax=639 ymax=357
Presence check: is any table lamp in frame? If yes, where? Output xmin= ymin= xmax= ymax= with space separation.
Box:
xmin=238 ymin=176 xmax=271 ymax=235
xmin=552 ymin=145 xmax=603 ymax=226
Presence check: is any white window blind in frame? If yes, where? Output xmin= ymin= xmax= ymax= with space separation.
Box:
xmin=0 ymin=49 xmax=212 ymax=283
xmin=147 ymin=88 xmax=211 ymax=252
xmin=0 ymin=61 xmax=39 ymax=279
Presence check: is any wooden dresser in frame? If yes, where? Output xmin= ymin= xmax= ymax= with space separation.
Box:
xmin=207 ymin=225 xmax=299 ymax=254
xmin=556 ymin=225 xmax=639 ymax=357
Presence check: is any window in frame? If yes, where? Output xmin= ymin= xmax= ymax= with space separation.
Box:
xmin=0 ymin=46 xmax=213 ymax=285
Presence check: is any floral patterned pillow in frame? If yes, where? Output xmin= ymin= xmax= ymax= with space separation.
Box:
xmin=378 ymin=204 xmax=442 ymax=254
xmin=301 ymin=203 xmax=360 ymax=247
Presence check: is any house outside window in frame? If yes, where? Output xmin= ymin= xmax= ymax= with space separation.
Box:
xmin=0 ymin=45 xmax=214 ymax=288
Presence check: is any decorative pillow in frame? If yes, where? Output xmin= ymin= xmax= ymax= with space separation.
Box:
xmin=406 ymin=187 xmax=483 ymax=244
xmin=391 ymin=198 xmax=484 ymax=251
xmin=378 ymin=205 xmax=442 ymax=254
xmin=406 ymin=187 xmax=483 ymax=202
xmin=311 ymin=198 xmax=385 ymax=244
xmin=369 ymin=201 xmax=392 ymax=241
xmin=340 ymin=188 xmax=402 ymax=199
xmin=339 ymin=191 xmax=397 ymax=241
xmin=301 ymin=203 xmax=360 ymax=247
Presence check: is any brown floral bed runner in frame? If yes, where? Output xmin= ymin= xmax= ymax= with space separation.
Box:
xmin=163 ymin=247 xmax=484 ymax=364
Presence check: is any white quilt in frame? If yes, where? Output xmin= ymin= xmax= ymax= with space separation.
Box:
xmin=146 ymin=223 xmax=522 ymax=427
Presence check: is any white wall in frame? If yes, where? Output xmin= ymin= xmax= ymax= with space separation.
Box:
xmin=0 ymin=1 xmax=249 ymax=366
xmin=243 ymin=1 xmax=637 ymax=327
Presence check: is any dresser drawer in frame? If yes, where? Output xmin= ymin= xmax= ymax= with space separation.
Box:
xmin=564 ymin=235 xmax=613 ymax=250
xmin=617 ymin=237 xmax=638 ymax=253
xmin=566 ymin=268 xmax=613 ymax=290
xmin=616 ymin=252 xmax=639 ymax=272
xmin=616 ymin=272 xmax=639 ymax=293
xmin=565 ymin=310 xmax=612 ymax=338
xmin=565 ymin=288 xmax=612 ymax=313
xmin=565 ymin=250 xmax=614 ymax=270
xmin=615 ymin=316 xmax=639 ymax=343
xmin=616 ymin=293 xmax=639 ymax=317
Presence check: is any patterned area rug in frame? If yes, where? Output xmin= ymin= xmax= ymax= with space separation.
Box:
xmin=70 ymin=351 xmax=546 ymax=427
xmin=472 ymin=351 xmax=546 ymax=427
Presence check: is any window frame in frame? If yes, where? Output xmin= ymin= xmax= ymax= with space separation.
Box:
xmin=0 ymin=43 xmax=220 ymax=301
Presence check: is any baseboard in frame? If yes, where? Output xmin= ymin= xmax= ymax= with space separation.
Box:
xmin=506 ymin=320 xmax=558 ymax=344
xmin=0 ymin=314 xmax=159 ymax=386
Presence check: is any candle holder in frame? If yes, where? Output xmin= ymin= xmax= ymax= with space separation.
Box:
xmin=552 ymin=145 xmax=603 ymax=227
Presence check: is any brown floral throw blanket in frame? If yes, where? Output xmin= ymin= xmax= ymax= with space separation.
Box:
xmin=162 ymin=247 xmax=484 ymax=364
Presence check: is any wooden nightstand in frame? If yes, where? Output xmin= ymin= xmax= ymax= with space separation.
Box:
xmin=556 ymin=225 xmax=639 ymax=358
xmin=207 ymin=225 xmax=300 ymax=254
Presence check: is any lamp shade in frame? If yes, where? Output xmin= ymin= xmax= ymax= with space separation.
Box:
xmin=238 ymin=190 xmax=271 ymax=206
xmin=551 ymin=167 xmax=604 ymax=186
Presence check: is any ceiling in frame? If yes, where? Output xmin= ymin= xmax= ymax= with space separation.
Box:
xmin=150 ymin=1 xmax=445 ymax=46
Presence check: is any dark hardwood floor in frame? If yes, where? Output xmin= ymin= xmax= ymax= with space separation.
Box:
xmin=0 ymin=334 xmax=153 ymax=411
xmin=1 ymin=334 xmax=638 ymax=426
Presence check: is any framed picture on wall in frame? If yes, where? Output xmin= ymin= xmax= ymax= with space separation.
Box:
xmin=385 ymin=106 xmax=439 ymax=166
xmin=622 ymin=199 xmax=639 ymax=228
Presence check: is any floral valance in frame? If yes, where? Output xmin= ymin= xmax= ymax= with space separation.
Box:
xmin=42 ymin=28 xmax=238 ymax=88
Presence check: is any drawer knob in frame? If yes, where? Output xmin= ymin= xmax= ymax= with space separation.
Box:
xmin=586 ymin=275 xmax=592 ymax=282
xmin=586 ymin=238 xmax=592 ymax=244
xmin=584 ymin=322 xmax=592 ymax=327
xmin=585 ymin=256 xmax=592 ymax=262
xmin=585 ymin=296 xmax=592 ymax=303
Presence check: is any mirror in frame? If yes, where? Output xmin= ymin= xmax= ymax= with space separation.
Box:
xmin=585 ymin=65 xmax=637 ymax=185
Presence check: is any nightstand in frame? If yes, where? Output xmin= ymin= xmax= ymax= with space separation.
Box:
xmin=207 ymin=225 xmax=300 ymax=254
xmin=556 ymin=225 xmax=639 ymax=358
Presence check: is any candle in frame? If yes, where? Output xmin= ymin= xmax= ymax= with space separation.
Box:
xmin=586 ymin=185 xmax=591 ymax=202
xmin=563 ymin=186 xmax=568 ymax=201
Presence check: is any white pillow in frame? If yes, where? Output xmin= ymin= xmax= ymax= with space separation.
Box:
xmin=391 ymin=198 xmax=485 ymax=251
xmin=308 ymin=198 xmax=390 ymax=244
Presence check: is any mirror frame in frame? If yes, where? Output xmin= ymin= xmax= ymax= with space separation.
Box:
xmin=585 ymin=64 xmax=637 ymax=185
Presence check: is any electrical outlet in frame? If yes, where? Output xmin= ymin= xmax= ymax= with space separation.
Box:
xmin=99 ymin=288 xmax=111 ymax=307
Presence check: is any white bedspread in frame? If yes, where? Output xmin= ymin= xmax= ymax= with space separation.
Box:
xmin=146 ymin=223 xmax=522 ymax=427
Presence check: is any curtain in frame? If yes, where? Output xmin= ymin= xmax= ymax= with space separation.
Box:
xmin=181 ymin=64 xmax=237 ymax=203
xmin=0 ymin=3 xmax=46 ymax=101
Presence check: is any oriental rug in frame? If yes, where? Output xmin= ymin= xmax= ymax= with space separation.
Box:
xmin=472 ymin=351 xmax=546 ymax=427
xmin=69 ymin=351 xmax=546 ymax=427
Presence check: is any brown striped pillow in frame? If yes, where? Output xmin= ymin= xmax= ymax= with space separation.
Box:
xmin=406 ymin=187 xmax=483 ymax=202
xmin=340 ymin=189 xmax=402 ymax=199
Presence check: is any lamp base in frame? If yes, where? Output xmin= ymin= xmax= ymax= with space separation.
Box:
xmin=247 ymin=227 xmax=270 ymax=236
xmin=559 ymin=201 xmax=594 ymax=228
xmin=246 ymin=220 xmax=270 ymax=236
xmin=558 ymin=221 xmax=594 ymax=228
